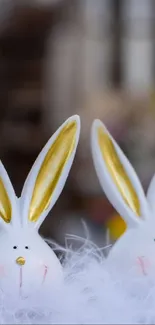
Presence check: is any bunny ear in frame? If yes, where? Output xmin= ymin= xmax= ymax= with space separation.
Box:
xmin=146 ymin=174 xmax=155 ymax=213
xmin=91 ymin=119 xmax=150 ymax=227
xmin=0 ymin=161 xmax=19 ymax=229
xmin=21 ymin=115 xmax=80 ymax=230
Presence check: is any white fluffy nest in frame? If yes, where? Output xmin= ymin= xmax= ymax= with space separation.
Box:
xmin=1 ymin=234 xmax=155 ymax=324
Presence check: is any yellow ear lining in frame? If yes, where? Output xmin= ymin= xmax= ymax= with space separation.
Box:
xmin=28 ymin=120 xmax=77 ymax=222
xmin=97 ymin=126 xmax=141 ymax=216
xmin=0 ymin=178 xmax=12 ymax=223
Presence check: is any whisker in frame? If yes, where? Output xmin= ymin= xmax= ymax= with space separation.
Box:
xmin=137 ymin=256 xmax=147 ymax=276
xmin=42 ymin=265 xmax=48 ymax=285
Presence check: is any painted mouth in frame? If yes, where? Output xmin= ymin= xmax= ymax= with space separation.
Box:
xmin=20 ymin=267 xmax=23 ymax=288
xmin=19 ymin=264 xmax=48 ymax=289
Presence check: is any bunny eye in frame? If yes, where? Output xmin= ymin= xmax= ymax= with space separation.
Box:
xmin=13 ymin=246 xmax=17 ymax=249
xmin=25 ymin=246 xmax=29 ymax=249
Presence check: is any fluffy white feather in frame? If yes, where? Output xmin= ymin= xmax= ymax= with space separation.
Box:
xmin=0 ymin=235 xmax=155 ymax=324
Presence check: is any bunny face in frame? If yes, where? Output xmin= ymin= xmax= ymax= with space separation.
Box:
xmin=0 ymin=228 xmax=63 ymax=295
xmin=0 ymin=115 xmax=80 ymax=295
xmin=91 ymin=119 xmax=155 ymax=277
xmin=107 ymin=223 xmax=155 ymax=276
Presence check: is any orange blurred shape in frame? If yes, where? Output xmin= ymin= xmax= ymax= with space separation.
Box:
xmin=106 ymin=213 xmax=127 ymax=240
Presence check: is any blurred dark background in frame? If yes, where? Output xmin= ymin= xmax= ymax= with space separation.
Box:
xmin=0 ymin=0 xmax=155 ymax=250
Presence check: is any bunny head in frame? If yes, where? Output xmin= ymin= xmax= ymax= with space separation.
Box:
xmin=91 ymin=119 xmax=155 ymax=277
xmin=0 ymin=115 xmax=80 ymax=295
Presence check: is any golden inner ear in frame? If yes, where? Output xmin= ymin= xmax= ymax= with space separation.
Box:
xmin=0 ymin=178 xmax=11 ymax=223
xmin=29 ymin=120 xmax=77 ymax=222
xmin=97 ymin=126 xmax=141 ymax=216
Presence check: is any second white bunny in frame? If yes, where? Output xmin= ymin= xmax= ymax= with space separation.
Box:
xmin=91 ymin=119 xmax=155 ymax=277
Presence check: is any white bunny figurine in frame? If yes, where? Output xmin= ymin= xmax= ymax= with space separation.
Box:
xmin=0 ymin=115 xmax=80 ymax=296
xmin=91 ymin=118 xmax=155 ymax=277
